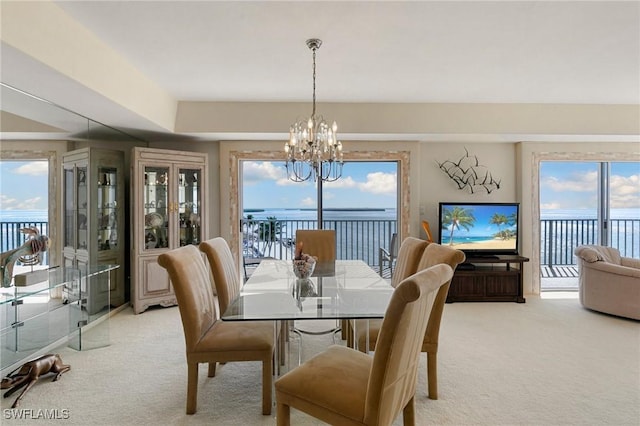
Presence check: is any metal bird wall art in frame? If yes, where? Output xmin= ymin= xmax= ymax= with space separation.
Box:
xmin=0 ymin=227 xmax=50 ymax=287
xmin=437 ymin=147 xmax=501 ymax=194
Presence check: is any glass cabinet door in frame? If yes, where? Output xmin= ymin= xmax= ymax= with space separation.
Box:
xmin=178 ymin=168 xmax=202 ymax=246
xmin=143 ymin=166 xmax=170 ymax=250
xmin=97 ymin=167 xmax=118 ymax=251
xmin=64 ymin=167 xmax=75 ymax=249
xmin=77 ymin=166 xmax=88 ymax=250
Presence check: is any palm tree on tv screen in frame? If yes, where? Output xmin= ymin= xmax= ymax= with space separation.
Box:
xmin=442 ymin=207 xmax=476 ymax=245
xmin=489 ymin=212 xmax=517 ymax=240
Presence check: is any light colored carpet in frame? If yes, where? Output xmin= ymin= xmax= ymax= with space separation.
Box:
xmin=1 ymin=296 xmax=639 ymax=425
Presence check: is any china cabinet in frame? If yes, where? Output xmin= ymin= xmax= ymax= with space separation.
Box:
xmin=131 ymin=147 xmax=208 ymax=314
xmin=62 ymin=148 xmax=125 ymax=312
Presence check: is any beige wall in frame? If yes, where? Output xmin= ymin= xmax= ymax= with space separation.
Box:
xmin=2 ymin=138 xmax=638 ymax=297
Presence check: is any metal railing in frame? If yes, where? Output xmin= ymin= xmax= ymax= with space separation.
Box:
xmin=2 ymin=217 xmax=637 ymax=273
xmin=242 ymin=218 xmax=397 ymax=267
xmin=0 ymin=221 xmax=49 ymax=265
xmin=541 ymin=218 xmax=639 ymax=266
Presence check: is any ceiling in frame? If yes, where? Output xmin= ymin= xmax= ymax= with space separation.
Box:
xmin=1 ymin=1 xmax=639 ymax=142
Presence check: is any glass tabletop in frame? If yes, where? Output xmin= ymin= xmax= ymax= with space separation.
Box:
xmin=221 ymin=260 xmax=393 ymax=321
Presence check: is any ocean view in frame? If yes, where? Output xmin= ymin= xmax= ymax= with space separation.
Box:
xmin=1 ymin=208 xmax=638 ymax=261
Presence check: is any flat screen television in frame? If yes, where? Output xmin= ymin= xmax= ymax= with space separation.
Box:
xmin=438 ymin=202 xmax=520 ymax=256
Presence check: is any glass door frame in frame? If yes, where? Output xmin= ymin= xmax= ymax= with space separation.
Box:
xmin=228 ymin=150 xmax=411 ymax=268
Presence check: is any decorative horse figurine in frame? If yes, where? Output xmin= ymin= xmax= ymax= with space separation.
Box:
xmin=0 ymin=227 xmax=49 ymax=287
xmin=1 ymin=354 xmax=70 ymax=408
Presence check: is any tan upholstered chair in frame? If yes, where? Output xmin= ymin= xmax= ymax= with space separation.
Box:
xmin=157 ymin=245 xmax=274 ymax=415
xmin=199 ymin=237 xmax=243 ymax=315
xmin=352 ymin=243 xmax=465 ymax=399
xmin=200 ymin=237 xmax=283 ymax=364
xmin=347 ymin=236 xmax=428 ymax=344
xmin=295 ymin=229 xmax=336 ymax=262
xmin=275 ymin=264 xmax=454 ymax=426
xmin=294 ymin=229 xmax=339 ymax=334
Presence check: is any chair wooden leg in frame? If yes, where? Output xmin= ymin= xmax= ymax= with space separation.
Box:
xmin=262 ymin=358 xmax=272 ymax=415
xmin=276 ymin=402 xmax=290 ymax=426
xmin=186 ymin=362 xmax=199 ymax=414
xmin=208 ymin=362 xmax=216 ymax=377
xmin=427 ymin=351 xmax=438 ymax=400
xmin=402 ymin=396 xmax=415 ymax=426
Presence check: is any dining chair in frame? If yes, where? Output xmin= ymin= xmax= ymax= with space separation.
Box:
xmin=379 ymin=232 xmax=398 ymax=275
xmin=275 ymin=264 xmax=454 ymax=426
xmin=199 ymin=237 xmax=283 ymax=366
xmin=157 ymin=245 xmax=274 ymax=415
xmin=294 ymin=229 xmax=336 ymax=262
xmin=346 ymin=236 xmax=428 ymax=345
xmin=198 ymin=237 xmax=243 ymax=315
xmin=293 ymin=229 xmax=340 ymax=336
xmin=351 ymin=242 xmax=465 ymax=399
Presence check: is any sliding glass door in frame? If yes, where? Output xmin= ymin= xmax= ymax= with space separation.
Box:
xmin=539 ymin=160 xmax=639 ymax=289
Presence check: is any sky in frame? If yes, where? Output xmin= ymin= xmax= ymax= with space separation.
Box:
xmin=540 ymin=161 xmax=640 ymax=211
xmin=0 ymin=159 xmax=638 ymax=212
xmin=0 ymin=160 xmax=49 ymax=210
xmin=242 ymin=161 xmax=398 ymax=209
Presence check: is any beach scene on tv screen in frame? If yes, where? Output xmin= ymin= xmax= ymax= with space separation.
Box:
xmin=440 ymin=204 xmax=518 ymax=251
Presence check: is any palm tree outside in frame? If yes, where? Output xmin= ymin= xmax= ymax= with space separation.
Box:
xmin=257 ymin=216 xmax=284 ymax=257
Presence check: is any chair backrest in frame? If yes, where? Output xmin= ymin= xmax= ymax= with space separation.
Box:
xmin=364 ymin=264 xmax=454 ymax=425
xmin=391 ymin=236 xmax=429 ymax=288
xmin=157 ymin=245 xmax=217 ymax=352
xmin=575 ymin=245 xmax=622 ymax=265
xmin=199 ymin=237 xmax=241 ymax=315
xmin=390 ymin=233 xmax=399 ymax=257
xmin=295 ymin=230 xmax=336 ymax=262
xmin=416 ymin=243 xmax=466 ymax=345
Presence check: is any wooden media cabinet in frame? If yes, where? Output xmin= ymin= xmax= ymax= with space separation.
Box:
xmin=447 ymin=255 xmax=529 ymax=303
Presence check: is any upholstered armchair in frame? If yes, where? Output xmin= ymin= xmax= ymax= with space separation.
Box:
xmin=574 ymin=245 xmax=640 ymax=320
xmin=275 ymin=264 xmax=454 ymax=426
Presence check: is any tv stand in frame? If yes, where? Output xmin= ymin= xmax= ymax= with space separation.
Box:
xmin=447 ymin=255 xmax=529 ymax=303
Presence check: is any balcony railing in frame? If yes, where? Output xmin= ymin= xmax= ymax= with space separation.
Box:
xmin=242 ymin=219 xmax=397 ymax=267
xmin=540 ymin=218 xmax=639 ymax=266
xmin=0 ymin=221 xmax=49 ymax=265
xmin=1 ymin=217 xmax=637 ymax=276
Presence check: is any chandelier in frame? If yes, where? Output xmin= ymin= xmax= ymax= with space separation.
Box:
xmin=285 ymin=38 xmax=343 ymax=182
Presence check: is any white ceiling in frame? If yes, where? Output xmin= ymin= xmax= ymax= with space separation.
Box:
xmin=2 ymin=1 xmax=639 ymax=141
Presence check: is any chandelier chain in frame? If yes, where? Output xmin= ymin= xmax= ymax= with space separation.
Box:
xmin=312 ymin=46 xmax=317 ymax=118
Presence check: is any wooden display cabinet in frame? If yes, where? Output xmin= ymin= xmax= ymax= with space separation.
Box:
xmin=446 ymin=255 xmax=529 ymax=303
xmin=62 ymin=148 xmax=125 ymax=312
xmin=131 ymin=147 xmax=208 ymax=314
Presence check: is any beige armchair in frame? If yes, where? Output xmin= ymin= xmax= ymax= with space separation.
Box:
xmin=574 ymin=245 xmax=640 ymax=320
xmin=275 ymin=264 xmax=454 ymax=426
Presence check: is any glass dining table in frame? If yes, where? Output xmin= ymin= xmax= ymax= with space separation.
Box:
xmin=221 ymin=259 xmax=394 ymax=372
